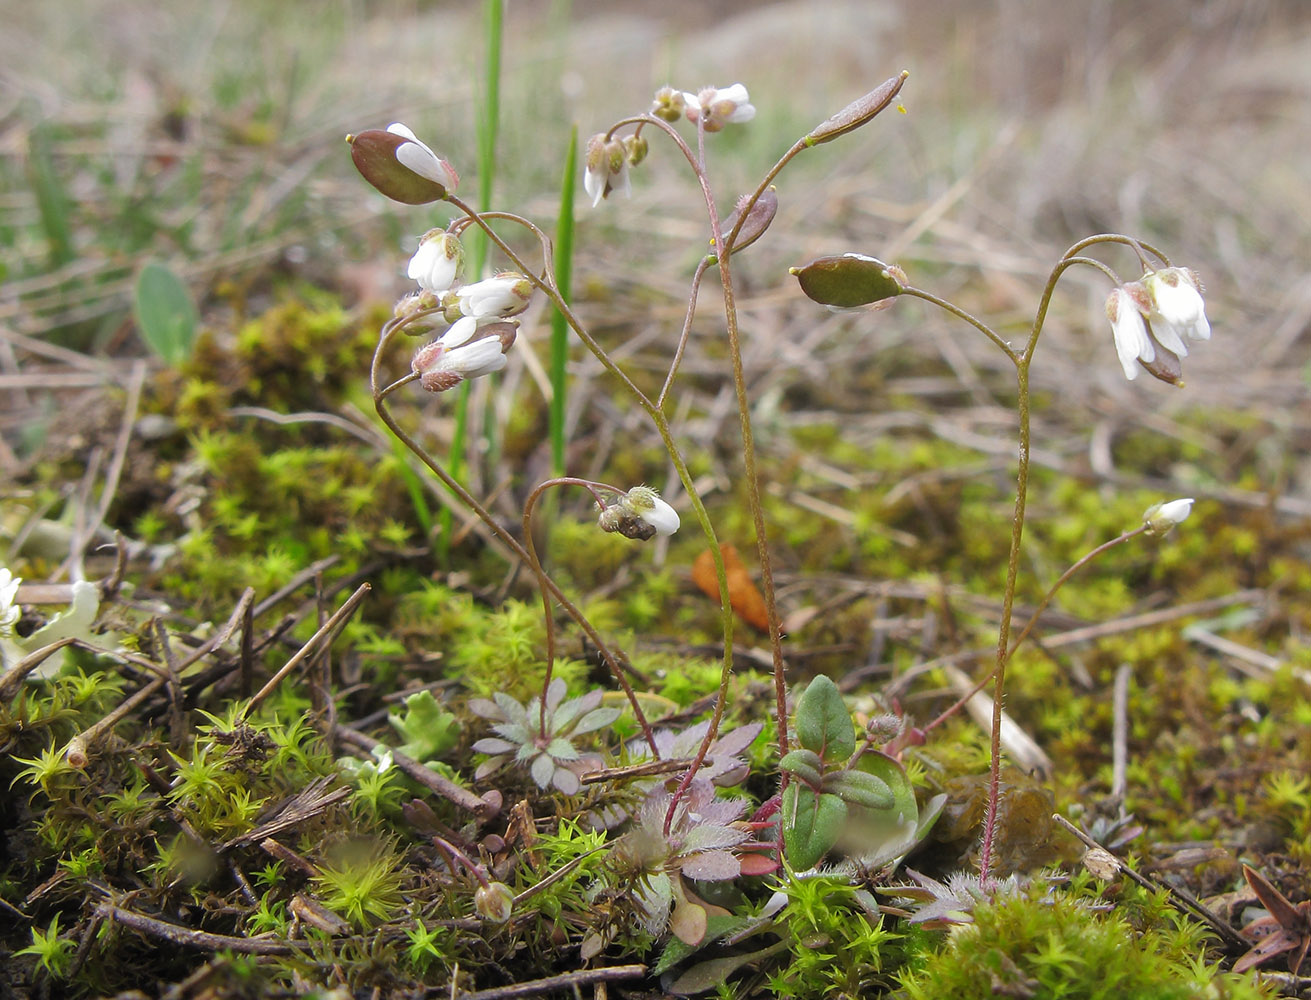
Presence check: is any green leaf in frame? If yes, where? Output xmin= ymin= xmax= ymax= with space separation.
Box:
xmin=664 ymin=938 xmax=790 ymax=995
xmin=783 ymin=783 xmax=847 ymax=871
xmin=652 ymin=912 xmax=751 ymax=976
xmin=823 ymin=768 xmax=894 ymax=809
xmin=790 ymin=253 xmax=902 ymax=308
xmin=134 ymin=260 xmax=199 ymax=365
xmin=794 ymin=675 xmax=855 ymax=763
xmin=779 ymin=748 xmax=824 ymax=785
xmin=388 ymin=691 xmax=461 ymax=762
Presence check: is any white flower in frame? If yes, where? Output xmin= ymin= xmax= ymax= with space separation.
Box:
xmin=683 ymin=84 xmax=756 ymax=132
xmin=621 ymin=486 xmax=680 ymax=537
xmin=583 ymin=134 xmax=631 ymax=208
xmin=0 ymin=568 xmax=20 ymax=634
xmin=457 ymin=273 xmax=534 ymax=319
xmin=1143 ymin=497 xmax=1194 ymax=536
xmin=1105 ymin=285 xmax=1154 ymax=381
xmin=411 ymin=316 xmax=517 ymax=392
xmin=1144 ymin=267 xmax=1210 ymax=353
xmin=385 ymin=122 xmax=459 ymax=195
xmin=406 ymin=229 xmax=463 ymax=293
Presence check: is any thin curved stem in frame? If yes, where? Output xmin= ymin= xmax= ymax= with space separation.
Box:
xmin=898 ymin=286 xmax=1018 ymax=363
xmin=371 ymin=319 xmax=658 ymax=754
xmin=922 ymin=526 xmax=1147 ymax=735
xmin=658 ymin=254 xmax=712 ymax=408
xmin=522 ymin=477 xmax=620 ymax=735
xmin=977 ymin=356 xmax=1030 ymax=884
xmin=442 ymin=199 xmax=737 ymax=766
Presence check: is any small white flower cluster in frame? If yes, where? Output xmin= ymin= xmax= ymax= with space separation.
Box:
xmin=597 ymin=486 xmax=680 ymax=541
xmin=1105 ymin=267 xmax=1210 ymax=384
xmin=653 ymin=83 xmax=756 ymax=132
xmin=398 ymin=229 xmax=534 ymax=393
xmin=584 ymin=84 xmax=755 ymax=209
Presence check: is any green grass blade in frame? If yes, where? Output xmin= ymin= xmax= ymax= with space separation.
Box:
xmin=550 ymin=126 xmax=578 ymax=477
xmin=27 ymin=124 xmax=74 ymax=269
xmin=443 ymin=0 xmax=504 ymax=562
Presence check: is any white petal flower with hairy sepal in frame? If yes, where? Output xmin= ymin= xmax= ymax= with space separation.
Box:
xmin=386 ymin=122 xmax=459 ymax=194
xmin=583 ymin=135 xmax=631 ymax=208
xmin=458 ymin=273 xmax=534 ymax=319
xmin=621 ymin=486 xmax=679 ymax=536
xmin=683 ymin=84 xmax=756 ymax=132
xmin=0 ymin=568 xmax=20 ymax=633
xmin=1105 ymin=285 xmax=1154 ymax=381
xmin=411 ymin=316 xmax=516 ymax=392
xmin=406 ymin=229 xmax=463 ymax=293
xmin=1144 ymin=497 xmax=1193 ymax=536
xmin=1145 ymin=267 xmax=1210 ymax=348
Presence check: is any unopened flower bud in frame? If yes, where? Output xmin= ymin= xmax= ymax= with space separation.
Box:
xmin=458 ymin=273 xmax=534 ymax=319
xmin=651 ymin=86 xmax=686 ymax=122
xmin=584 ymin=134 xmax=632 ymax=208
xmin=474 ymin=881 xmax=514 ymax=923
xmin=347 ymin=123 xmax=459 ymax=204
xmin=1143 ymin=498 xmax=1193 ymax=536
xmin=623 ymin=134 xmax=648 ymax=168
xmin=392 ymin=294 xmax=443 ymax=337
xmin=407 ymin=228 xmax=465 ymax=293
xmin=621 ymin=486 xmax=679 ymax=537
xmin=412 ymin=317 xmax=516 ymax=392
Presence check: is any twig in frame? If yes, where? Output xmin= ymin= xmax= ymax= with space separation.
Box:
xmin=97 ymin=903 xmax=303 ymax=955
xmin=1111 ymin=663 xmax=1130 ymax=802
xmin=242 ymin=583 xmax=370 ymax=718
xmin=446 ymin=964 xmax=646 ymax=1000
xmin=1051 ymin=813 xmax=1246 ymax=949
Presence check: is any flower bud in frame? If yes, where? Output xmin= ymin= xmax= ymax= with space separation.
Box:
xmin=393 ymin=291 xmax=442 ymax=336
xmin=458 ymin=273 xmax=534 ymax=320
xmin=474 ymin=881 xmax=515 ymax=923
xmin=407 ymin=229 xmax=464 ymax=293
xmin=623 ymin=134 xmax=649 ymax=168
xmin=347 ymin=123 xmax=458 ymax=204
xmin=584 ymin=134 xmax=632 ymax=208
xmin=618 ymin=486 xmax=679 ymax=537
xmin=651 ymin=85 xmax=686 ymax=122
xmin=1143 ymin=498 xmax=1193 ymax=536
xmin=412 ymin=317 xmax=517 ymax=392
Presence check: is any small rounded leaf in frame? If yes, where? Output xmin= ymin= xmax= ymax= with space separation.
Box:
xmin=794 ymin=675 xmax=856 ymax=763
xmin=823 ymin=768 xmax=894 ymax=810
xmin=779 ymin=748 xmax=824 ymax=786
xmin=791 ymin=253 xmax=903 ymax=308
xmin=783 ymin=785 xmax=848 ymax=871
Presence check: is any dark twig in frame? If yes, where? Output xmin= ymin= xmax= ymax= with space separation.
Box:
xmin=445 ymin=964 xmax=646 ymax=1000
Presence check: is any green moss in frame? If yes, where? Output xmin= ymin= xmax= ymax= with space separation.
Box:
xmin=897 ymin=877 xmax=1266 ymax=1000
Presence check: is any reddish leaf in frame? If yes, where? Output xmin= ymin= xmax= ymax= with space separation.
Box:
xmin=692 ymin=544 xmax=770 ymax=631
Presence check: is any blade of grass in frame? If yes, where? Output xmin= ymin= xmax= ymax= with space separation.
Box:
xmin=550 ymin=126 xmax=578 ymax=478
xmin=391 ymin=436 xmax=434 ymax=540
xmin=444 ymin=0 xmax=504 ymax=562
xmin=27 ymin=124 xmax=74 ymax=270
